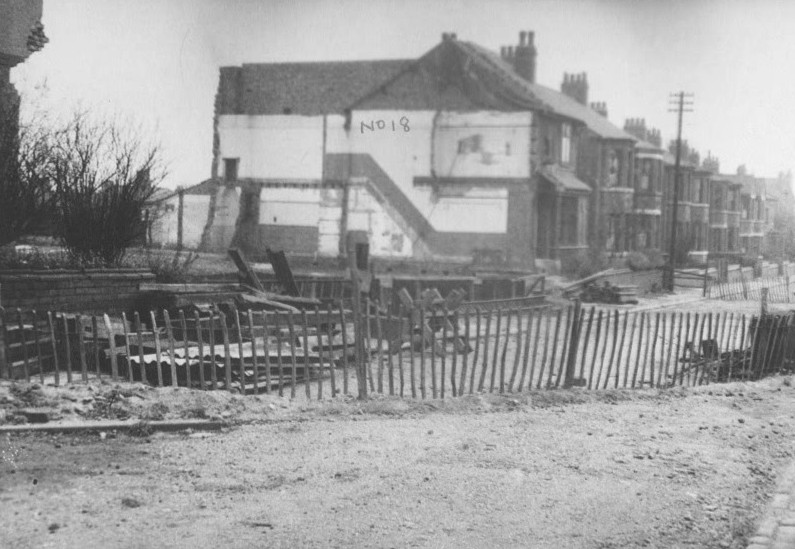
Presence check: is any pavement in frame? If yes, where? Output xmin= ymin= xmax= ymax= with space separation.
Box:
xmin=748 ymin=460 xmax=795 ymax=549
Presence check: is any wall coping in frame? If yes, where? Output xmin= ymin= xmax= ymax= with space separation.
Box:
xmin=0 ymin=269 xmax=155 ymax=281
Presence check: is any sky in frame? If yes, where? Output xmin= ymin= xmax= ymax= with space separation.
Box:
xmin=12 ymin=0 xmax=795 ymax=189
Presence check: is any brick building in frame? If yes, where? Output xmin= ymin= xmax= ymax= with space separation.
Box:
xmin=0 ymin=0 xmax=46 ymax=123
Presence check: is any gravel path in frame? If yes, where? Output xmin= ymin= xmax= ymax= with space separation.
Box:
xmin=2 ymin=378 xmax=795 ymax=548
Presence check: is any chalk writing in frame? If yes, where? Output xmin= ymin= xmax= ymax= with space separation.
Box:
xmin=360 ymin=116 xmax=410 ymax=134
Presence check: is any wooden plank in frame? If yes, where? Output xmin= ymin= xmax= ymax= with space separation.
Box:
xmin=554 ymin=306 xmax=573 ymax=389
xmin=410 ymin=307 xmax=417 ymax=398
xmin=228 ymin=247 xmax=265 ymax=292
xmin=613 ymin=311 xmax=629 ymax=388
xmin=134 ymin=313 xmax=145 ymax=385
xmin=246 ymin=310 xmax=259 ymax=393
xmin=365 ymin=302 xmax=375 ymax=393
xmin=430 ymin=315 xmax=438 ymax=399
xmin=287 ymin=312 xmax=298 ymax=398
xmin=194 ymin=311 xmax=207 ymax=390
xmin=260 ymin=311 xmax=271 ymax=392
xmin=32 ymin=311 xmax=44 ymax=384
xmin=528 ymin=308 xmax=544 ymax=391
xmin=47 ymin=312 xmax=60 ymax=386
xmin=656 ymin=312 xmax=668 ymax=387
xmin=103 ymin=314 xmax=120 ymax=381
xmin=398 ymin=307 xmax=405 ymax=398
xmin=675 ymin=312 xmax=687 ymax=386
xmin=150 ymin=311 xmax=164 ymax=387
xmin=77 ymin=314 xmax=88 ymax=383
xmin=265 ymin=247 xmax=300 ymax=297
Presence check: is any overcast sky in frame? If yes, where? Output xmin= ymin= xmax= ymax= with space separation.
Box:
xmin=12 ymin=0 xmax=795 ymax=189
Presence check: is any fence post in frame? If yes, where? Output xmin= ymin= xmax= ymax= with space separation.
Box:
xmin=761 ymin=287 xmax=769 ymax=316
xmin=0 ymin=308 xmax=7 ymax=379
xmin=702 ymin=261 xmax=709 ymax=297
xmin=348 ymin=250 xmax=367 ymax=399
xmin=563 ymin=299 xmax=582 ymax=389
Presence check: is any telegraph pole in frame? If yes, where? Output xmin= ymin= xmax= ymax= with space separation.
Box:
xmin=664 ymin=91 xmax=694 ymax=291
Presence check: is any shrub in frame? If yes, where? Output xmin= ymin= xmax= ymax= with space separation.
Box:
xmin=125 ymin=248 xmax=199 ymax=282
xmin=627 ymin=251 xmax=652 ymax=271
xmin=562 ymin=249 xmax=609 ymax=280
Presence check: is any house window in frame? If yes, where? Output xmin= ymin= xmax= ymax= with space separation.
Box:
xmin=607 ymin=150 xmax=621 ymax=187
xmin=560 ymin=196 xmax=579 ymax=245
xmin=457 ymin=134 xmax=482 ymax=154
xmin=639 ymin=159 xmax=652 ymax=191
xmin=223 ymin=158 xmax=239 ymax=181
xmin=561 ymin=123 xmax=571 ymax=164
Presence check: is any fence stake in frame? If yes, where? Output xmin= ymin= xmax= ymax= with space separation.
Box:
xmin=470 ymin=308 xmax=481 ymax=394
xmin=61 ymin=314 xmax=73 ymax=384
xmin=589 ymin=310 xmax=604 ymax=390
xmin=536 ymin=312 xmax=552 ymax=390
xmin=528 ymin=308 xmax=544 ymax=391
xmin=649 ymin=312 xmax=661 ymax=388
xmin=246 ymin=309 xmax=262 ymax=395
xmin=103 ymin=314 xmax=120 ymax=382
xmin=134 ymin=312 xmax=145 ymax=385
xmin=91 ymin=315 xmax=101 ymax=379
xmin=260 ymin=311 xmax=270 ymax=393
xmin=638 ymin=312 xmax=651 ymax=388
xmin=286 ymin=312 xmax=298 ymax=398
xmin=430 ymin=314 xmax=438 ymax=399
xmin=218 ymin=310 xmax=233 ymax=392
xmin=686 ymin=313 xmax=700 ymax=387
xmin=16 ymin=310 xmax=30 ymax=382
xmin=207 ymin=312 xmax=218 ymax=390
xmin=419 ymin=305 xmax=427 ymax=399
xmin=233 ymin=308 xmax=248 ymax=395
xmin=547 ymin=309 xmax=563 ymax=389
xmin=312 ymin=307 xmax=325 ymax=400
xmin=376 ymin=302 xmax=385 ymax=395
xmin=162 ymin=310 xmax=179 ymax=387
xmin=398 ymin=307 xmax=405 ymax=397
xmin=337 ymin=304 xmax=349 ymax=395
xmin=149 ymin=312 xmax=163 ymax=386
xmin=617 ymin=312 xmax=634 ymax=388
xmin=387 ymin=306 xmax=395 ymax=396
xmin=440 ymin=306 xmax=449 ymax=398
xmin=629 ymin=312 xmax=643 ymax=388
xmin=31 ymin=311 xmax=44 ymax=384
xmin=450 ymin=310 xmax=460 ymax=397
xmin=301 ymin=310 xmax=311 ymax=399
xmin=555 ymin=306 xmax=574 ymax=389
xmin=122 ymin=313 xmax=133 ymax=383
xmin=409 ymin=306 xmax=417 ymax=398
xmin=517 ymin=308 xmax=534 ymax=392
xmin=563 ymin=301 xmax=582 ymax=389
xmin=594 ymin=310 xmax=609 ymax=389
xmin=488 ymin=309 xmax=502 ymax=393
xmin=499 ymin=308 xmax=512 ymax=393
xmin=77 ymin=315 xmax=89 ymax=383
xmin=47 ymin=312 xmax=59 ymax=386
xmin=478 ymin=309 xmax=491 ymax=392
xmin=194 ymin=311 xmax=207 ymax=390
xmin=578 ymin=306 xmax=595 ymax=383
xmin=508 ymin=309 xmax=524 ymax=392
xmin=178 ymin=310 xmax=191 ymax=389
xmin=364 ymin=301 xmax=375 ymax=393
xmin=325 ymin=303 xmax=337 ymax=398
xmin=604 ymin=311 xmax=621 ymax=389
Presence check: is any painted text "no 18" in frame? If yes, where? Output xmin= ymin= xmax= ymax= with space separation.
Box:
xmin=360 ymin=116 xmax=410 ymax=134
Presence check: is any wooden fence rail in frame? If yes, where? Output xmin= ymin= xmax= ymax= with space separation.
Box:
xmin=1 ymin=303 xmax=793 ymax=399
xmin=706 ymin=274 xmax=792 ymax=303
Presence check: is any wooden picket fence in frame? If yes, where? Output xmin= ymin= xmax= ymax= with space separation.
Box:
xmin=1 ymin=302 xmax=793 ymax=399
xmin=706 ymin=274 xmax=793 ymax=303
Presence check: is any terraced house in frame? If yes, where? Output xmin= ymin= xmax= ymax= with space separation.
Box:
xmin=195 ymin=31 xmax=647 ymax=270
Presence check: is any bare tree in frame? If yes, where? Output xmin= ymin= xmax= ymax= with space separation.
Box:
xmin=50 ymin=112 xmax=166 ymax=265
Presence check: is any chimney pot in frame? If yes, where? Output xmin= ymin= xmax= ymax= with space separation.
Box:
xmin=451 ymin=33 xmax=457 ymax=40
xmin=501 ymin=46 xmax=507 ymax=58
xmin=528 ymin=31 xmax=535 ymax=46
xmin=442 ymin=32 xmax=449 ymax=41
xmin=520 ymin=31 xmax=527 ymax=46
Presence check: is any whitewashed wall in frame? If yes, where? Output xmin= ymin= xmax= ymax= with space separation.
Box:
xmin=149 ymin=194 xmax=211 ymax=249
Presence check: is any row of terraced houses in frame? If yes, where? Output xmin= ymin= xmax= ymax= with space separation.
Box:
xmin=152 ymin=31 xmax=795 ymax=271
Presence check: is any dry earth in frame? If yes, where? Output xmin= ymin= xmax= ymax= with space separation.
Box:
xmin=2 ymin=377 xmax=795 ymax=548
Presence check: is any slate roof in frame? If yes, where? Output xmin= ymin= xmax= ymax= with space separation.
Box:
xmin=216 ymin=37 xmax=638 ymax=142
xmin=217 ymin=60 xmax=413 ymax=116
xmin=717 ymin=174 xmax=766 ymax=197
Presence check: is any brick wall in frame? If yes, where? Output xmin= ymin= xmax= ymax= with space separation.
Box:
xmin=0 ymin=270 xmax=155 ymax=314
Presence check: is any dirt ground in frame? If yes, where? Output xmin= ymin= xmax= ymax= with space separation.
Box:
xmin=2 ymin=377 xmax=795 ymax=548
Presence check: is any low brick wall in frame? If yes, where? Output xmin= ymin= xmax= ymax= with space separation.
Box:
xmin=0 ymin=270 xmax=155 ymax=314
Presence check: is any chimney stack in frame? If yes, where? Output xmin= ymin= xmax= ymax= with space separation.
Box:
xmin=442 ymin=32 xmax=457 ymax=41
xmin=590 ymin=102 xmax=608 ymax=117
xmin=623 ymin=117 xmax=648 ymax=140
xmin=561 ymin=72 xmax=588 ymax=105
xmin=512 ymin=30 xmax=537 ymax=83
xmin=701 ymin=151 xmax=720 ymax=174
